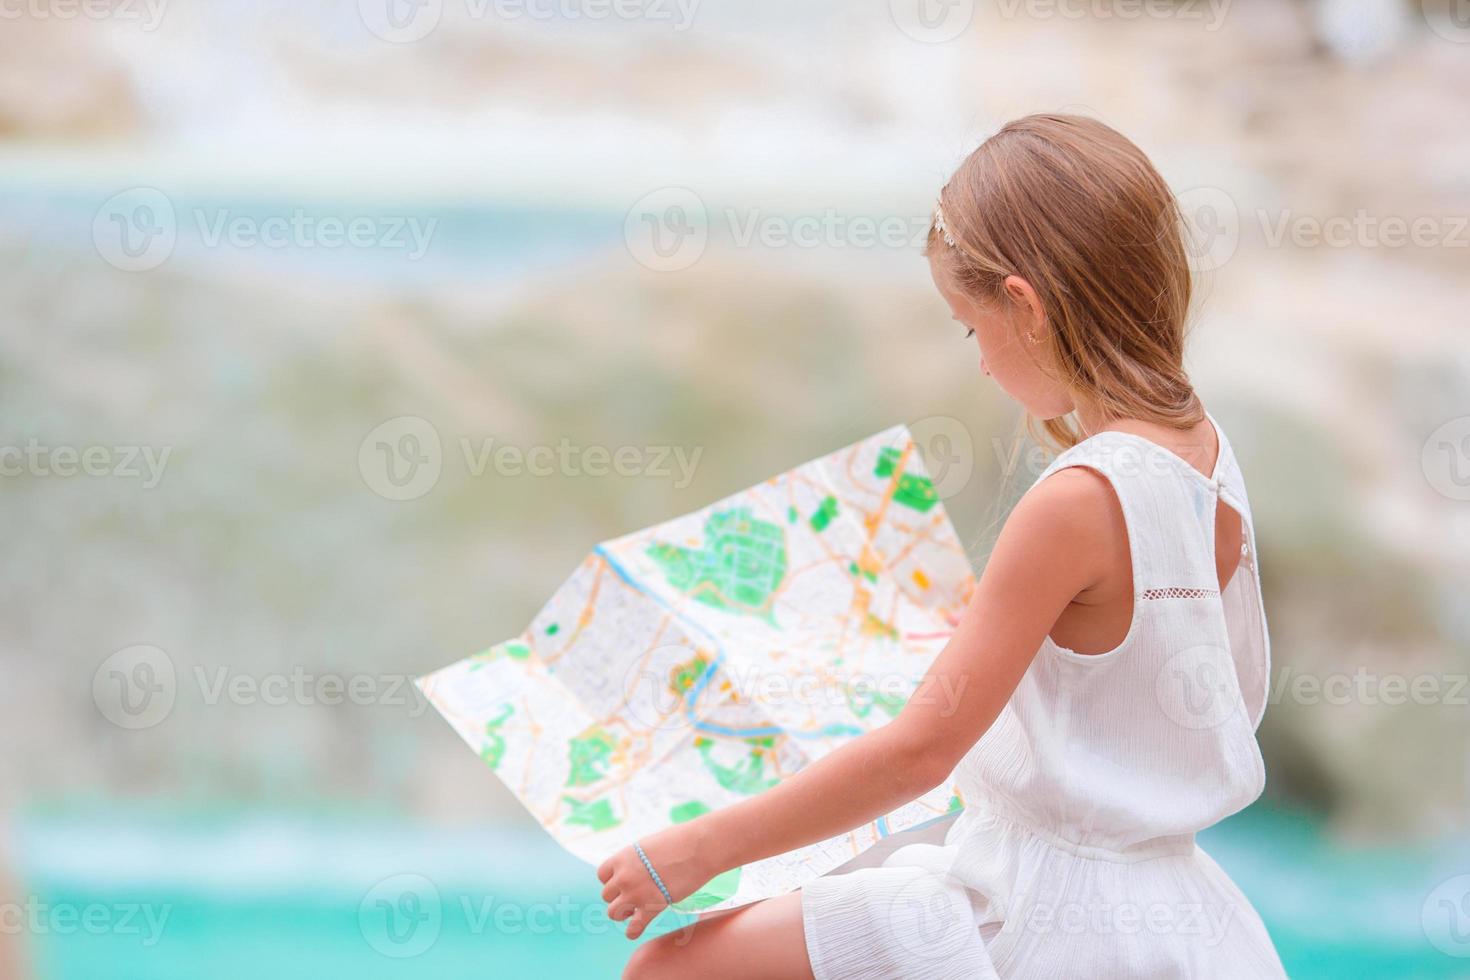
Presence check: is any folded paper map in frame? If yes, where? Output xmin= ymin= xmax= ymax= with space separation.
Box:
xmin=417 ymin=425 xmax=975 ymax=911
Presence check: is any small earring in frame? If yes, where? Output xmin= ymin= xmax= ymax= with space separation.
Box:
xmin=1026 ymin=330 xmax=1040 ymax=344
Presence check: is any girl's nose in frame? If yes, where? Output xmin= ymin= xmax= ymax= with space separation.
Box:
xmin=980 ymin=357 xmax=991 ymax=377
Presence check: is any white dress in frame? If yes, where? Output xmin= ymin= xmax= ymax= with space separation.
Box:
xmin=801 ymin=413 xmax=1287 ymax=979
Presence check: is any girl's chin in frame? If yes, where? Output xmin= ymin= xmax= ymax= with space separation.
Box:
xmin=993 ymin=380 xmax=1072 ymax=421
xmin=1018 ymin=400 xmax=1074 ymax=422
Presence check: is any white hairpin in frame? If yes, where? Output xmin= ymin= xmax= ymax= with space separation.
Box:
xmin=932 ymin=197 xmax=958 ymax=248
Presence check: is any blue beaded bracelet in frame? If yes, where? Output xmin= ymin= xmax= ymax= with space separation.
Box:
xmin=633 ymin=842 xmax=674 ymax=908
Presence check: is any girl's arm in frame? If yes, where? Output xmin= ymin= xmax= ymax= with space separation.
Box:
xmin=599 ymin=467 xmax=1114 ymax=938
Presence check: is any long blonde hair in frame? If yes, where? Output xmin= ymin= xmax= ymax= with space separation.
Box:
xmin=927 ymin=113 xmax=1203 ymax=452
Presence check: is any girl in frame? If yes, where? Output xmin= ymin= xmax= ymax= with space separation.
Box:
xmin=598 ymin=113 xmax=1287 ymax=979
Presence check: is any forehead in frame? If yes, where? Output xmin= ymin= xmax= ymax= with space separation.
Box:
xmin=927 ymin=254 xmax=975 ymax=311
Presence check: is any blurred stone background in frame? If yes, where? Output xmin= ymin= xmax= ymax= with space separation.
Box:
xmin=1 ymin=1 xmax=1467 ymax=976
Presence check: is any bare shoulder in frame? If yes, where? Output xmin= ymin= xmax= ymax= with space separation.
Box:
xmin=1012 ymin=465 xmax=1122 ymax=539
xmin=1025 ymin=463 xmax=1116 ymax=506
xmin=992 ymin=465 xmax=1124 ymax=593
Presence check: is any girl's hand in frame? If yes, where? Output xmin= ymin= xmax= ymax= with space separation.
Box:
xmin=597 ymin=819 xmax=715 ymax=940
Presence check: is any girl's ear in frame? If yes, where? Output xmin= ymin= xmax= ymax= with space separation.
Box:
xmin=1002 ymin=275 xmax=1045 ymax=330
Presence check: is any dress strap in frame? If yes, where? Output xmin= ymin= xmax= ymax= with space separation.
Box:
xmin=1034 ymin=428 xmax=1222 ymax=599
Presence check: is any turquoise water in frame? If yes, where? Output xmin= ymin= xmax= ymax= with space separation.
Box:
xmin=15 ymin=804 xmax=1470 ymax=979
xmin=15 ymin=809 xmax=697 ymax=980
xmin=27 ymin=886 xmax=631 ymax=980
xmin=0 ymin=188 xmax=625 ymax=289
xmin=1202 ymin=808 xmax=1470 ymax=979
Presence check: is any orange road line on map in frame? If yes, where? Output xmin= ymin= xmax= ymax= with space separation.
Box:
xmin=517 ymin=701 xmax=540 ymax=801
xmin=540 ymin=554 xmax=606 ymax=670
xmin=865 ymin=441 xmax=912 ymax=542
xmin=886 ymin=513 xmax=944 ymax=568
